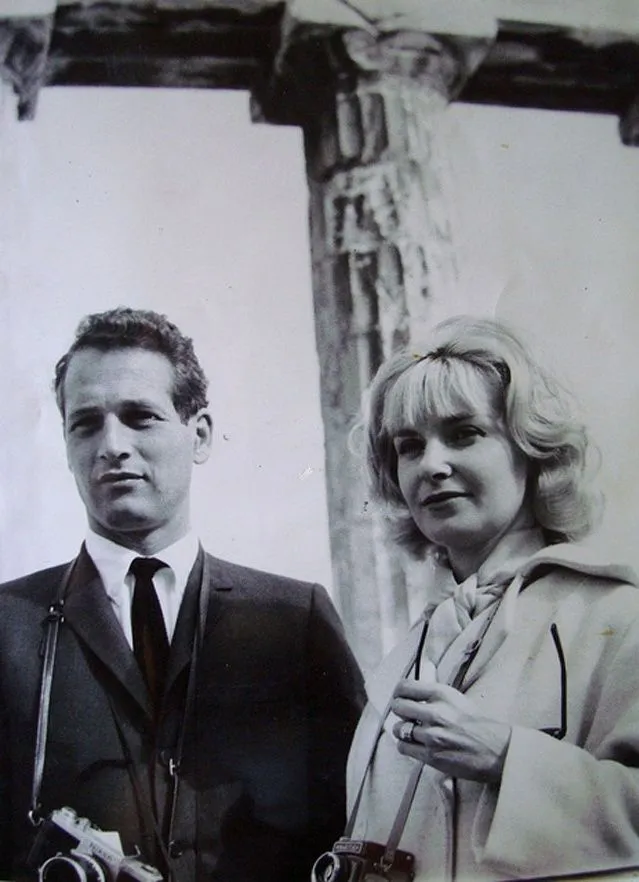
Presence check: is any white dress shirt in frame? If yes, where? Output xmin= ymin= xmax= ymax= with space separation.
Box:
xmin=84 ymin=530 xmax=200 ymax=648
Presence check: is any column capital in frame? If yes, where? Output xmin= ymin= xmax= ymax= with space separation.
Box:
xmin=0 ymin=12 xmax=54 ymax=120
xmin=341 ymin=28 xmax=490 ymax=98
xmin=252 ymin=0 xmax=496 ymax=126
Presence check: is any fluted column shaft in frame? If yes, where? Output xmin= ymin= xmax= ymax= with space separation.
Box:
xmin=255 ymin=19 xmax=493 ymax=668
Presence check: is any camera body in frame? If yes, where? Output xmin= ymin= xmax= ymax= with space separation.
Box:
xmin=311 ymin=838 xmax=415 ymax=882
xmin=28 ymin=807 xmax=163 ymax=882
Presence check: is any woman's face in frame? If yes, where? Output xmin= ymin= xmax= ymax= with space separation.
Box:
xmin=392 ymin=378 xmax=532 ymax=578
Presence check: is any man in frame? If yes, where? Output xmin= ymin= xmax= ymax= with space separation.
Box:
xmin=0 ymin=307 xmax=364 ymax=881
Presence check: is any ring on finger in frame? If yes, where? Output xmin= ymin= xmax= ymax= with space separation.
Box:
xmin=397 ymin=720 xmax=419 ymax=744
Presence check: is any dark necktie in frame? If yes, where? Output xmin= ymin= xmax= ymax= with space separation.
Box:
xmin=130 ymin=557 xmax=170 ymax=712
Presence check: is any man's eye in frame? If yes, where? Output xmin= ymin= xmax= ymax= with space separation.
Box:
xmin=124 ymin=409 xmax=163 ymax=427
xmin=69 ymin=417 xmax=100 ymax=434
xmin=128 ymin=411 xmax=157 ymax=424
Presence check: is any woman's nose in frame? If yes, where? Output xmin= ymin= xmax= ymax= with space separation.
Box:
xmin=419 ymin=440 xmax=452 ymax=481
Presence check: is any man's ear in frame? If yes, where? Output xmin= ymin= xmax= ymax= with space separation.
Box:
xmin=193 ymin=410 xmax=213 ymax=464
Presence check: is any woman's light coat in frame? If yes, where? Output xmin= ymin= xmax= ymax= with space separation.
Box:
xmin=347 ymin=541 xmax=639 ymax=881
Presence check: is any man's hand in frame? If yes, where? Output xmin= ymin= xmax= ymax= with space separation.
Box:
xmin=391 ymin=679 xmax=512 ymax=785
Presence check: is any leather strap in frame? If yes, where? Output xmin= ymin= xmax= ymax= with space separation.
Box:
xmin=345 ymin=605 xmax=496 ymax=869
xmin=28 ymin=548 xmax=212 ymax=881
xmin=165 ymin=552 xmax=211 ymax=859
xmin=344 ymin=616 xmax=428 ymax=864
xmin=346 ymin=569 xmax=545 ymax=870
xmin=108 ymin=551 xmax=211 ymax=881
xmin=383 ymin=762 xmax=424 ymax=869
xmin=29 ymin=560 xmax=76 ymax=826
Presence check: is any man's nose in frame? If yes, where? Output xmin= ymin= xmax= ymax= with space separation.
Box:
xmin=419 ymin=439 xmax=452 ymax=481
xmin=97 ymin=416 xmax=131 ymax=460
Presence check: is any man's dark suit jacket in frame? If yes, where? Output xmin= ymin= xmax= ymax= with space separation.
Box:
xmin=0 ymin=546 xmax=365 ymax=881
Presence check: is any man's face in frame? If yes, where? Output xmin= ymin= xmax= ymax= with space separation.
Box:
xmin=63 ymin=347 xmax=212 ymax=554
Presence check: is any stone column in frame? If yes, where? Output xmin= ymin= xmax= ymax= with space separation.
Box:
xmin=255 ymin=6 xmax=495 ymax=670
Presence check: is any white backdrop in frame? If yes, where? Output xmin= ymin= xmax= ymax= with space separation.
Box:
xmin=0 ymin=87 xmax=331 ymax=584
xmin=1 ymin=85 xmax=638 ymax=590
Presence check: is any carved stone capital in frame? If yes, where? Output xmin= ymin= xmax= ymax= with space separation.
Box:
xmin=253 ymin=15 xmax=494 ymax=129
xmin=0 ymin=15 xmax=53 ymax=120
xmin=341 ymin=28 xmax=489 ymax=98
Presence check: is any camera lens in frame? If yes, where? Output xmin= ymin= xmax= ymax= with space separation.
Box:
xmin=39 ymin=854 xmax=108 ymax=882
xmin=311 ymin=851 xmax=352 ymax=882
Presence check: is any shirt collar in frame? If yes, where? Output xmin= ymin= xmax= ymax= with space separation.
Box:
xmin=85 ymin=529 xmax=200 ymax=597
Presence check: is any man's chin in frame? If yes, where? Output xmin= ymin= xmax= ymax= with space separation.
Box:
xmin=90 ymin=509 xmax=156 ymax=539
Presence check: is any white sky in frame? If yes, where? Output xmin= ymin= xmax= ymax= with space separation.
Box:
xmin=0 ymin=87 xmax=331 ymax=584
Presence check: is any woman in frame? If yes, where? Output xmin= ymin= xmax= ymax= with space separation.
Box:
xmin=346 ymin=316 xmax=639 ymax=881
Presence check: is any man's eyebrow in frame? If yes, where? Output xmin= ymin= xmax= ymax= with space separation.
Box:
xmin=119 ymin=399 xmax=162 ymax=409
xmin=67 ymin=399 xmax=165 ymax=419
xmin=66 ymin=405 xmax=101 ymax=420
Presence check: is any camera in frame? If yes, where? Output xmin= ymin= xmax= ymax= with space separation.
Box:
xmin=28 ymin=807 xmax=163 ymax=882
xmin=310 ymin=838 xmax=415 ymax=882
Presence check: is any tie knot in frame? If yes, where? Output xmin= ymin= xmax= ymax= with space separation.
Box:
xmin=129 ymin=557 xmax=166 ymax=581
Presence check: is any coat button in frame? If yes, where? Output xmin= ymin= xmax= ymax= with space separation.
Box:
xmin=168 ymin=840 xmax=186 ymax=858
xmin=159 ymin=748 xmax=172 ymax=767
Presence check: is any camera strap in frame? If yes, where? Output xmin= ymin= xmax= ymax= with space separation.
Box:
xmin=29 ymin=559 xmax=77 ymax=826
xmin=106 ymin=552 xmax=212 ymax=881
xmin=344 ymin=619 xmax=428 ymax=867
xmin=345 ymin=596 xmax=512 ymax=873
xmin=106 ymin=697 xmax=173 ymax=871
xmin=29 ymin=549 xmax=212 ymax=882
xmin=166 ymin=551 xmax=211 ymax=849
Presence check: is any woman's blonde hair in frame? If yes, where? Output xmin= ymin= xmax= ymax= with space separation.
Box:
xmin=362 ymin=315 xmax=599 ymax=558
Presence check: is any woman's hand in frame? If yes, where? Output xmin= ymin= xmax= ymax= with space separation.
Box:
xmin=391 ymin=679 xmax=512 ymax=785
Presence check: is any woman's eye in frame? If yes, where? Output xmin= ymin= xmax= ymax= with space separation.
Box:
xmin=394 ymin=436 xmax=424 ymax=457
xmin=450 ymin=425 xmax=483 ymax=444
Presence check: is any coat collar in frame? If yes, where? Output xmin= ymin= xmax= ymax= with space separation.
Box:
xmin=163 ymin=548 xmax=232 ymax=698
xmin=61 ymin=545 xmax=236 ymax=720
xmin=62 ymin=545 xmax=149 ymax=713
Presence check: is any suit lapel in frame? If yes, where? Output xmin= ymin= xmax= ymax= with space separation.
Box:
xmin=62 ymin=546 xmax=150 ymax=716
xmin=62 ymin=547 xmax=236 ymax=719
xmin=164 ymin=550 xmax=203 ymax=696
xmin=164 ymin=549 xmax=231 ymax=701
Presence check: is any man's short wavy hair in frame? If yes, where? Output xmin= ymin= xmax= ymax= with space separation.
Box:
xmin=362 ymin=315 xmax=599 ymax=558
xmin=54 ymin=307 xmax=209 ymax=423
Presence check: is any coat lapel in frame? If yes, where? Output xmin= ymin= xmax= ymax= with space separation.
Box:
xmin=62 ymin=547 xmax=236 ymax=720
xmin=61 ymin=545 xmax=150 ymax=716
xmin=163 ymin=549 xmax=231 ymax=701
xmin=444 ymin=574 xmax=523 ymax=690
xmin=164 ymin=549 xmax=203 ymax=696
